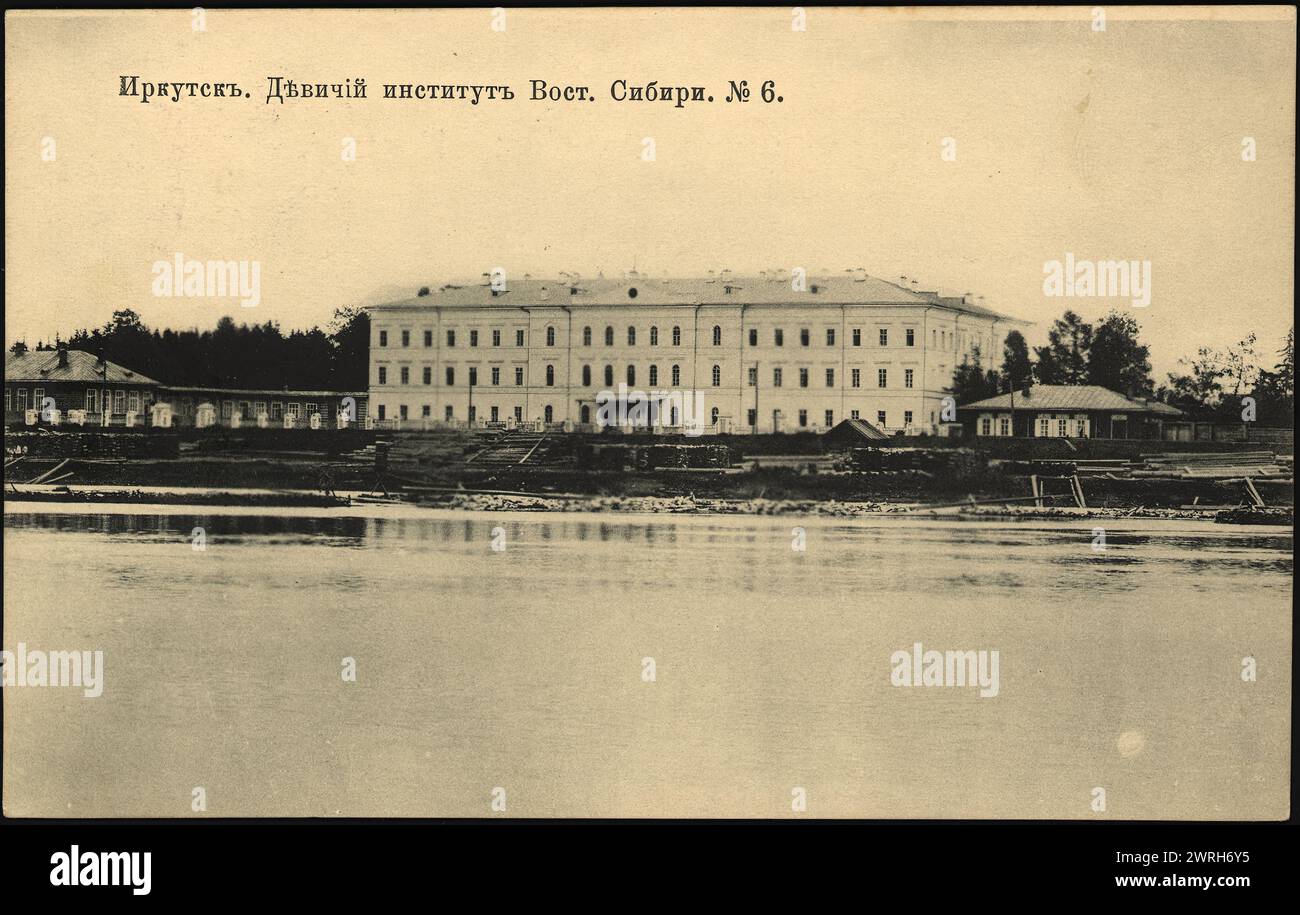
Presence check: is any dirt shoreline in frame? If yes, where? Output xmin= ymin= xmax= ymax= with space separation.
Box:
xmin=5 ymin=485 xmax=1291 ymax=526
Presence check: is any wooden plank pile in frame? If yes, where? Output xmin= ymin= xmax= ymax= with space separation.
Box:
xmin=1132 ymin=451 xmax=1293 ymax=482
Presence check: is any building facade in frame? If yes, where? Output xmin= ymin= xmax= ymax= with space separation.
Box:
xmin=957 ymin=384 xmax=1184 ymax=439
xmin=5 ymin=348 xmax=366 ymax=430
xmin=4 ymin=348 xmax=161 ymax=426
xmin=366 ymin=272 xmax=1025 ymax=434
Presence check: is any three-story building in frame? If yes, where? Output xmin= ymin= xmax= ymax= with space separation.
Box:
xmin=365 ymin=272 xmax=1025 ymax=434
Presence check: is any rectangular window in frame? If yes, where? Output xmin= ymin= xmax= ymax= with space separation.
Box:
xmin=904 ymin=369 xmax=914 ymax=389
xmin=798 ymin=409 xmax=808 ymax=427
xmin=851 ymin=369 xmax=861 ymax=388
xmin=447 ymin=329 xmax=456 ymax=347
xmin=446 ymin=367 xmax=455 ymax=386
xmin=491 ymin=406 xmax=499 ymax=422
xmin=271 ymin=402 xmax=283 ymax=421
xmin=773 ymin=368 xmax=783 ymax=387
xmin=468 ymin=368 xmax=478 ymax=387
xmin=747 ymin=408 xmax=757 ymax=426
xmin=400 ymin=405 xmax=408 ymax=420
xmin=378 ymin=366 xmax=387 ymax=385
xmin=774 ymin=329 xmax=784 ymax=347
xmin=222 ymin=400 xmax=233 ymax=419
xmin=800 ymin=328 xmax=810 ymax=347
xmin=128 ymin=391 xmax=140 ymax=413
xmin=491 ymin=367 xmax=500 ymax=385
xmin=981 ymin=417 xmax=991 ymax=435
xmin=825 ymin=410 xmax=834 ymax=427
xmin=516 ymin=329 xmax=525 ymax=347
xmin=424 ymin=330 xmax=433 ymax=347
xmin=906 ymin=328 xmax=915 ymax=347
xmin=852 ymin=328 xmax=861 ymax=347
xmin=493 ymin=330 xmax=501 ymax=347
xmin=747 ymin=367 xmax=757 ymax=386
xmin=401 ymin=330 xmax=410 ymax=347
xmin=423 ymin=367 xmax=432 ymax=385
xmin=879 ymin=329 xmax=888 ymax=347
xmin=1000 ymin=417 xmax=1011 ymax=436
xmin=287 ymin=402 xmax=300 ymax=419
xmin=851 ymin=409 xmax=859 ymax=420
xmin=114 ymin=391 xmax=127 ymax=414
xmin=904 ymin=410 xmax=913 ymax=426
xmin=1059 ymin=417 xmax=1069 ymax=437
xmin=379 ymin=330 xmax=388 ymax=347
xmin=515 ymin=367 xmax=524 ymax=386
xmin=1039 ymin=417 xmax=1051 ymax=437
xmin=470 ymin=330 xmax=478 ymax=347
xmin=18 ymin=389 xmax=28 ymax=411
xmin=877 ymin=410 xmax=887 ymax=427
xmin=253 ymin=401 xmax=266 ymax=419
xmin=400 ymin=366 xmax=409 ymax=385
xmin=825 ymin=368 xmax=835 ymax=388
xmin=445 ymin=405 xmax=454 ymax=421
xmin=799 ymin=368 xmax=809 ymax=388
xmin=377 ymin=405 xmax=386 ymax=421
xmin=748 ymin=328 xmax=758 ymax=346
xmin=826 ymin=329 xmax=835 ymax=346
xmin=422 ymin=405 xmax=431 ymax=418
xmin=878 ymin=369 xmax=887 ymax=388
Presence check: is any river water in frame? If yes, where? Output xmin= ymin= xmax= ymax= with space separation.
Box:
xmin=2 ymin=504 xmax=1291 ymax=818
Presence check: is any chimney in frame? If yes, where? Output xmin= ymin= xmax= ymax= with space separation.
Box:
xmin=96 ymin=352 xmax=107 ymax=373
xmin=1021 ymin=384 xmax=1032 ymax=400
xmin=57 ymin=346 xmax=69 ymax=368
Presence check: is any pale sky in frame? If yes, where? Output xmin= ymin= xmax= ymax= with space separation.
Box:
xmin=5 ymin=7 xmax=1295 ymax=378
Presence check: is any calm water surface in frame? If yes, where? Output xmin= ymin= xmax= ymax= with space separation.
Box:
xmin=3 ymin=504 xmax=1291 ymax=818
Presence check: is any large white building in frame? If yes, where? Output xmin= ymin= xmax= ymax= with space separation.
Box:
xmin=365 ymin=271 xmax=1025 ymax=435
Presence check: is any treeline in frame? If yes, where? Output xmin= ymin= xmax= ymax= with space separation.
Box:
xmin=11 ymin=308 xmax=371 ymax=392
xmin=952 ymin=309 xmax=1294 ymax=426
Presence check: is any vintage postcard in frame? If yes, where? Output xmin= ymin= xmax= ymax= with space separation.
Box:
xmin=3 ymin=6 xmax=1293 ymax=852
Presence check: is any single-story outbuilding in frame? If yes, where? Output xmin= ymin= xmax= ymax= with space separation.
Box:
xmin=957 ymin=385 xmax=1183 ymax=439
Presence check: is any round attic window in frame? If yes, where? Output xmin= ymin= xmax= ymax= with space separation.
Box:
xmin=627 ymin=287 xmax=638 ymax=299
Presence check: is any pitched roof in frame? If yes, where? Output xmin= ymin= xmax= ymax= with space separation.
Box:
xmin=367 ymin=272 xmax=1024 ymax=321
xmin=827 ymin=417 xmax=891 ymax=441
xmin=4 ymin=349 xmax=159 ymax=385
xmin=959 ymin=384 xmax=1183 ymax=415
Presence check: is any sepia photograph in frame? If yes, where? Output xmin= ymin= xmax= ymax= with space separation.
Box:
xmin=2 ymin=4 xmax=1294 ymax=895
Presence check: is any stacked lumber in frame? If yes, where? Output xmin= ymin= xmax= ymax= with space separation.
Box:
xmin=1134 ymin=451 xmax=1292 ymax=481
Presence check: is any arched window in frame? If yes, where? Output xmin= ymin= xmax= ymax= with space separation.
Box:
xmin=711 ymin=407 xmax=719 ymax=425
xmin=712 ymin=325 xmax=722 ymax=346
xmin=582 ymin=365 xmax=591 ymax=386
xmin=546 ymin=326 xmax=556 ymax=347
xmin=649 ymin=326 xmax=659 ymax=346
xmin=627 ymin=365 xmax=636 ymax=386
xmin=649 ymin=365 xmax=658 ymax=386
xmin=672 ymin=326 xmax=681 ymax=346
xmin=545 ymin=365 xmax=555 ymax=386
xmin=582 ymin=326 xmax=592 ymax=346
xmin=604 ymin=365 xmax=614 ymax=387
xmin=544 ymin=405 xmax=553 ymax=423
xmin=712 ymin=365 xmax=721 ymax=387
xmin=627 ymin=326 xmax=636 ymax=346
xmin=671 ymin=364 xmax=680 ymax=386
xmin=604 ymin=326 xmax=614 ymax=346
